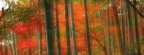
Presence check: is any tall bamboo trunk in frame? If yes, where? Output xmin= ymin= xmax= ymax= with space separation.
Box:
xmin=55 ymin=0 xmax=62 ymax=55
xmin=83 ymin=0 xmax=92 ymax=55
xmin=2 ymin=7 xmax=8 ymax=55
xmin=69 ymin=0 xmax=77 ymax=55
xmin=36 ymin=0 xmax=42 ymax=55
xmin=10 ymin=4 xmax=17 ymax=55
xmin=64 ymin=0 xmax=72 ymax=55
xmin=120 ymin=0 xmax=126 ymax=54
xmin=111 ymin=0 xmax=125 ymax=55
xmin=43 ymin=0 xmax=55 ymax=55
xmin=105 ymin=0 xmax=112 ymax=55
xmin=133 ymin=0 xmax=142 ymax=55
xmin=126 ymin=0 xmax=135 ymax=54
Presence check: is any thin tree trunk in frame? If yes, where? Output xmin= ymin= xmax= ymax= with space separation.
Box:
xmin=105 ymin=0 xmax=112 ymax=55
xmin=69 ymin=0 xmax=77 ymax=55
xmin=111 ymin=0 xmax=125 ymax=55
xmin=37 ymin=31 xmax=42 ymax=55
xmin=37 ymin=0 xmax=42 ymax=55
xmin=83 ymin=0 xmax=92 ymax=55
xmin=55 ymin=0 xmax=61 ymax=55
xmin=10 ymin=4 xmax=17 ymax=55
xmin=43 ymin=0 xmax=55 ymax=55
xmin=133 ymin=0 xmax=142 ymax=55
xmin=126 ymin=0 xmax=135 ymax=54
xmin=120 ymin=0 xmax=126 ymax=54
xmin=64 ymin=0 xmax=72 ymax=55
xmin=2 ymin=7 xmax=8 ymax=55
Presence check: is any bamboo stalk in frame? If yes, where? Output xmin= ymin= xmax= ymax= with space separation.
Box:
xmin=55 ymin=0 xmax=62 ymax=55
xmin=43 ymin=0 xmax=55 ymax=55
xmin=133 ymin=0 xmax=142 ymax=55
xmin=106 ymin=0 xmax=112 ymax=55
xmin=69 ymin=0 xmax=77 ymax=55
xmin=126 ymin=0 xmax=135 ymax=54
xmin=111 ymin=0 xmax=125 ymax=55
xmin=37 ymin=0 xmax=42 ymax=55
xmin=10 ymin=3 xmax=16 ymax=55
xmin=2 ymin=7 xmax=8 ymax=55
xmin=120 ymin=0 xmax=126 ymax=54
xmin=83 ymin=0 xmax=92 ymax=55
xmin=37 ymin=31 xmax=42 ymax=55
xmin=64 ymin=0 xmax=72 ymax=54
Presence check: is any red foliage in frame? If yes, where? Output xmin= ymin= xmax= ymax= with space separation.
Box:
xmin=17 ymin=39 xmax=46 ymax=50
xmin=0 ymin=51 xmax=4 ymax=55
xmin=13 ymin=14 xmax=44 ymax=35
xmin=18 ymin=39 xmax=38 ymax=49
xmin=13 ymin=22 xmax=30 ymax=35
xmin=29 ymin=15 xmax=43 ymax=32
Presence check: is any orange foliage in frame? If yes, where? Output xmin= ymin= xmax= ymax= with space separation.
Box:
xmin=89 ymin=3 xmax=104 ymax=14
xmin=90 ymin=32 xmax=103 ymax=39
xmin=18 ymin=39 xmax=38 ymax=49
xmin=17 ymin=38 xmax=46 ymax=50
xmin=76 ymin=35 xmax=87 ymax=52
xmin=13 ymin=22 xmax=31 ymax=35
xmin=60 ymin=37 xmax=68 ymax=55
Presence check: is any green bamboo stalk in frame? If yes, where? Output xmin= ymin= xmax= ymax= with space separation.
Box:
xmin=12 ymin=6 xmax=18 ymax=55
xmin=12 ymin=4 xmax=18 ymax=55
xmin=43 ymin=0 xmax=55 ymax=55
xmin=14 ymin=33 xmax=18 ymax=55
xmin=106 ymin=0 xmax=112 ymax=55
xmin=133 ymin=0 xmax=142 ymax=55
xmin=10 ymin=4 xmax=16 ymax=55
xmin=83 ymin=0 xmax=92 ymax=55
xmin=126 ymin=0 xmax=135 ymax=54
xmin=11 ymin=32 xmax=16 ymax=55
xmin=55 ymin=0 xmax=61 ymax=55
xmin=64 ymin=0 xmax=72 ymax=54
xmin=37 ymin=0 xmax=42 ymax=55
xmin=111 ymin=0 xmax=125 ymax=55
xmin=2 ymin=7 xmax=8 ymax=55
xmin=120 ymin=0 xmax=126 ymax=54
xmin=69 ymin=0 xmax=77 ymax=55
xmin=37 ymin=31 xmax=42 ymax=55
xmin=37 ymin=9 xmax=42 ymax=55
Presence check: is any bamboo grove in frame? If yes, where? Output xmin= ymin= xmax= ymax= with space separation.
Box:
xmin=0 ymin=0 xmax=144 ymax=55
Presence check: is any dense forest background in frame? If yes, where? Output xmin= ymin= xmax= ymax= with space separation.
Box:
xmin=0 ymin=0 xmax=144 ymax=55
